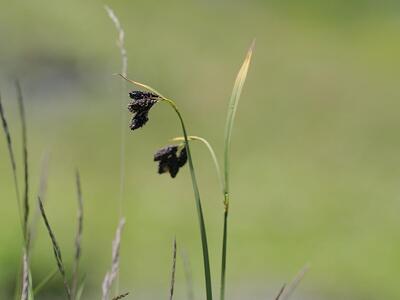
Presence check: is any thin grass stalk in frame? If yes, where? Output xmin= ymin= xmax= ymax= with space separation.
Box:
xmin=71 ymin=171 xmax=83 ymax=300
xmin=119 ymin=74 xmax=213 ymax=300
xmin=0 ymin=92 xmax=23 ymax=232
xmin=169 ymin=239 xmax=177 ymax=300
xmin=274 ymin=284 xmax=286 ymax=300
xmin=221 ymin=41 xmax=255 ymax=300
xmin=38 ymin=197 xmax=71 ymax=299
xmin=1 ymin=91 xmax=26 ymax=300
xmin=105 ymin=8 xmax=128 ymax=294
xmin=15 ymin=80 xmax=30 ymax=242
xmin=162 ymin=98 xmax=213 ymax=300
xmin=29 ymin=152 xmax=50 ymax=250
xmin=111 ymin=293 xmax=129 ymax=300
xmin=278 ymin=264 xmax=310 ymax=300
xmin=102 ymin=218 xmax=126 ymax=300
xmin=33 ymin=268 xmax=58 ymax=295
xmin=75 ymin=277 xmax=86 ymax=300
xmin=20 ymin=251 xmax=29 ymax=300
xmin=105 ymin=4 xmax=127 ymax=218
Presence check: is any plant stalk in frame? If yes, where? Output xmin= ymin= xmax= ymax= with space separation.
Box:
xmin=163 ymin=98 xmax=213 ymax=300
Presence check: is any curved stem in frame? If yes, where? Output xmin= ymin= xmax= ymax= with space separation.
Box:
xmin=173 ymin=136 xmax=224 ymax=195
xmin=173 ymin=135 xmax=228 ymax=300
xmin=118 ymin=75 xmax=213 ymax=300
xmin=162 ymin=98 xmax=213 ymax=300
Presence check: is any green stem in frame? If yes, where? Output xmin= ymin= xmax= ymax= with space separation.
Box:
xmin=173 ymin=136 xmax=224 ymax=195
xmin=220 ymin=200 xmax=228 ymax=300
xmin=162 ymin=98 xmax=213 ymax=300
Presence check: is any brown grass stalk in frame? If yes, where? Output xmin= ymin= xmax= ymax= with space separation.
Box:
xmin=102 ymin=218 xmax=126 ymax=300
xmin=169 ymin=238 xmax=177 ymax=300
xmin=20 ymin=251 xmax=29 ymax=300
xmin=15 ymin=80 xmax=29 ymax=242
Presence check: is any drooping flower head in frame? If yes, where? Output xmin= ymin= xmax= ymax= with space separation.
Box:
xmin=154 ymin=144 xmax=187 ymax=178
xmin=128 ymin=91 xmax=160 ymax=131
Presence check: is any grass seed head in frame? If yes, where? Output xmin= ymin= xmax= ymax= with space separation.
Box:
xmin=154 ymin=144 xmax=187 ymax=178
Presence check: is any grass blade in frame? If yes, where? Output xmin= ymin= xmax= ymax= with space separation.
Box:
xmin=102 ymin=218 xmax=126 ymax=300
xmin=221 ymin=41 xmax=255 ymax=300
xmin=75 ymin=277 xmax=86 ymax=300
xmin=15 ymin=80 xmax=30 ymax=241
xmin=33 ymin=268 xmax=58 ymax=295
xmin=223 ymin=40 xmax=255 ymax=196
xmin=278 ymin=264 xmax=310 ymax=300
xmin=111 ymin=292 xmax=129 ymax=300
xmin=20 ymin=251 xmax=29 ymax=300
xmin=71 ymin=170 xmax=84 ymax=300
xmin=274 ymin=284 xmax=286 ymax=300
xmin=0 ymin=92 xmax=23 ymax=231
xmin=38 ymin=197 xmax=71 ymax=299
xmin=169 ymin=238 xmax=177 ymax=300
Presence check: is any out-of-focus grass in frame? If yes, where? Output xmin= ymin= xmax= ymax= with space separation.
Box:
xmin=1 ymin=0 xmax=400 ymax=299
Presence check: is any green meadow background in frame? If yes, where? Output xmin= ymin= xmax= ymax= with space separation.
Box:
xmin=1 ymin=0 xmax=400 ymax=299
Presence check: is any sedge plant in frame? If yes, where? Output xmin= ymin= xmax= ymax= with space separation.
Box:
xmin=119 ymin=39 xmax=254 ymax=300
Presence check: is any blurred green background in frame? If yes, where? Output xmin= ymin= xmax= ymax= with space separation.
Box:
xmin=1 ymin=0 xmax=400 ymax=299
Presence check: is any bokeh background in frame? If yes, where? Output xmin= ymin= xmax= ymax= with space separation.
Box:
xmin=1 ymin=0 xmax=400 ymax=299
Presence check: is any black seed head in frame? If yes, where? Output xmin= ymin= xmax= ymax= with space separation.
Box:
xmin=129 ymin=91 xmax=159 ymax=100
xmin=127 ymin=91 xmax=160 ymax=131
xmin=128 ymin=98 xmax=158 ymax=113
xmin=129 ymin=111 xmax=149 ymax=130
xmin=154 ymin=145 xmax=178 ymax=161
xmin=154 ymin=145 xmax=187 ymax=178
xmin=178 ymin=147 xmax=187 ymax=167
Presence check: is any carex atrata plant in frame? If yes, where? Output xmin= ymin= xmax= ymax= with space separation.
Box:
xmin=119 ymin=40 xmax=254 ymax=300
xmin=119 ymin=73 xmax=214 ymax=300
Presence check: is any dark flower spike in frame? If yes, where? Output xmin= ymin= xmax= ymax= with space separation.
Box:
xmin=127 ymin=90 xmax=160 ymax=131
xmin=154 ymin=144 xmax=188 ymax=178
xmin=129 ymin=110 xmax=149 ymax=130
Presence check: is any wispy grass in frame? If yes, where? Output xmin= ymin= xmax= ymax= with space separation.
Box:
xmin=111 ymin=292 xmax=129 ymax=300
xmin=20 ymin=251 xmax=29 ymax=300
xmin=276 ymin=264 xmax=310 ymax=300
xmin=15 ymin=80 xmax=30 ymax=242
xmin=38 ymin=197 xmax=71 ymax=299
xmin=169 ymin=238 xmax=177 ymax=300
xmin=0 ymin=91 xmax=23 ymax=233
xmin=71 ymin=170 xmax=84 ymax=300
xmin=274 ymin=284 xmax=286 ymax=300
xmin=105 ymin=6 xmax=128 ymax=294
xmin=102 ymin=218 xmax=126 ymax=300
